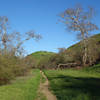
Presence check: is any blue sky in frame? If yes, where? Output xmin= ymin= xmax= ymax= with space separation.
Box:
xmin=0 ymin=0 xmax=100 ymax=55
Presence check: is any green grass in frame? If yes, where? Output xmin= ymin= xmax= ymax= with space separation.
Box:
xmin=0 ymin=69 xmax=41 ymax=100
xmin=44 ymin=66 xmax=100 ymax=100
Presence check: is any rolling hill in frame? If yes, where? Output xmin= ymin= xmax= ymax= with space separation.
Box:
xmin=30 ymin=51 xmax=55 ymax=59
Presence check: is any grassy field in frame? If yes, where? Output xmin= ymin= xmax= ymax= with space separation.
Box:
xmin=44 ymin=65 xmax=100 ymax=100
xmin=0 ymin=69 xmax=41 ymax=100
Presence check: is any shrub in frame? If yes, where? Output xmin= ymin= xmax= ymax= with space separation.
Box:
xmin=0 ymin=54 xmax=29 ymax=85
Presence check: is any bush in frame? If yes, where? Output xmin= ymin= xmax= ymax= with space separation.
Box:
xmin=0 ymin=54 xmax=29 ymax=85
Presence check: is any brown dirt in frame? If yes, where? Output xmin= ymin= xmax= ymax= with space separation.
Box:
xmin=39 ymin=70 xmax=57 ymax=100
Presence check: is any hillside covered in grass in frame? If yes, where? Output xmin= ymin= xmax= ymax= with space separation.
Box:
xmin=30 ymin=51 xmax=55 ymax=59
xmin=67 ymin=33 xmax=100 ymax=51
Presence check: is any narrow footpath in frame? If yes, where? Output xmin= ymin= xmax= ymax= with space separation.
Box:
xmin=39 ymin=70 xmax=57 ymax=100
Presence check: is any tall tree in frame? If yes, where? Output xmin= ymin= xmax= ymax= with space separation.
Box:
xmin=59 ymin=5 xmax=98 ymax=66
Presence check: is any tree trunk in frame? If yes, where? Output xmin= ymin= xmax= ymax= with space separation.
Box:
xmin=82 ymin=39 xmax=88 ymax=66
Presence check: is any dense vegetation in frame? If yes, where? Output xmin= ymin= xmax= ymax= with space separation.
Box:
xmin=44 ymin=65 xmax=100 ymax=100
xmin=0 ymin=55 xmax=29 ymax=85
xmin=0 ymin=69 xmax=41 ymax=100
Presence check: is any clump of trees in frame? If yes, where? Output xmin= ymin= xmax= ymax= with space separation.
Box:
xmin=0 ymin=16 xmax=41 ymax=85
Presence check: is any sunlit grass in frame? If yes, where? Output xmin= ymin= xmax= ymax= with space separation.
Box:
xmin=0 ymin=69 xmax=41 ymax=100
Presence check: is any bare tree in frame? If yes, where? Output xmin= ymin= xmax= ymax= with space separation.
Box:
xmin=0 ymin=16 xmax=42 ymax=56
xmin=0 ymin=16 xmax=9 ymax=51
xmin=59 ymin=5 xmax=98 ymax=66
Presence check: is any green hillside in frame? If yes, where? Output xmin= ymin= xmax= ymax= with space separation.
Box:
xmin=67 ymin=33 xmax=100 ymax=50
xmin=30 ymin=51 xmax=55 ymax=59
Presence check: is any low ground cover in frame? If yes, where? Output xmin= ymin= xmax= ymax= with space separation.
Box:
xmin=44 ymin=65 xmax=100 ymax=100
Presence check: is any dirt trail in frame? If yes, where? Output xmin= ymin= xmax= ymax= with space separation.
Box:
xmin=39 ymin=70 xmax=57 ymax=100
